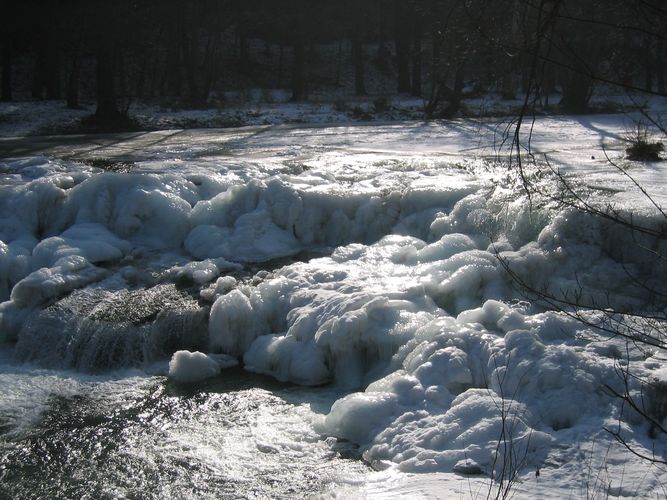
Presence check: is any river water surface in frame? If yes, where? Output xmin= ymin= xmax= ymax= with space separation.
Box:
xmin=0 ymin=356 xmax=368 ymax=499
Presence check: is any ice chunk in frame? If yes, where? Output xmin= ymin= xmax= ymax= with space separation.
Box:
xmin=168 ymin=350 xmax=222 ymax=383
xmin=411 ymin=233 xmax=478 ymax=263
xmin=244 ymin=335 xmax=330 ymax=386
xmin=200 ymin=276 xmax=238 ymax=302
xmin=31 ymin=223 xmax=132 ymax=268
xmin=10 ymin=255 xmax=107 ymax=308
xmin=170 ymin=258 xmax=241 ymax=285
xmin=321 ymin=391 xmax=400 ymax=445
xmin=185 ymin=209 xmax=301 ymax=263
xmin=59 ymin=173 xmax=192 ymax=248
xmin=0 ymin=239 xmax=33 ymax=301
xmin=452 ymin=458 xmax=485 ymax=475
xmin=209 ymin=289 xmax=269 ymax=356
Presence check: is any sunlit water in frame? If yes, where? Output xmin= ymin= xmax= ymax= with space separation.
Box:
xmin=0 ymin=355 xmax=368 ymax=499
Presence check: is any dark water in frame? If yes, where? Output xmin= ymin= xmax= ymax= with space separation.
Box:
xmin=0 ymin=364 xmax=368 ymax=500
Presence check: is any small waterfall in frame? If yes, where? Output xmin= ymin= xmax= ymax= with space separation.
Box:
xmin=14 ymin=283 xmax=209 ymax=372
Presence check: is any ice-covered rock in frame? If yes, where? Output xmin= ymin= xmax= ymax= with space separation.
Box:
xmin=11 ymin=255 xmax=107 ymax=308
xmin=168 ymin=350 xmax=231 ymax=383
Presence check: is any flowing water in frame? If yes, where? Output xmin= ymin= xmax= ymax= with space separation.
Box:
xmin=0 ymin=357 xmax=368 ymax=499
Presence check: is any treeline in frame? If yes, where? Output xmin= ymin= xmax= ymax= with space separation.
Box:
xmin=1 ymin=0 xmax=664 ymax=120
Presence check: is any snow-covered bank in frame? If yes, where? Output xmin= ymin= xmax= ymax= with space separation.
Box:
xmin=0 ymin=97 xmax=423 ymax=138
xmin=1 ymin=117 xmax=666 ymax=497
xmin=2 ymin=91 xmax=661 ymax=139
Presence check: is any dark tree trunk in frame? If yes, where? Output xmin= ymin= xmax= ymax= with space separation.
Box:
xmin=135 ymin=50 xmax=148 ymax=100
xmin=95 ymin=35 xmax=121 ymax=120
xmin=375 ymin=3 xmax=391 ymax=74
xmin=442 ymin=62 xmax=465 ymax=117
xmin=335 ymin=40 xmax=342 ymax=86
xmin=32 ymin=42 xmax=47 ymax=99
xmin=291 ymin=40 xmax=306 ymax=101
xmin=643 ymin=40 xmax=658 ymax=92
xmin=148 ymin=42 xmax=160 ymax=99
xmin=31 ymin=21 xmax=61 ymax=101
xmin=239 ymin=31 xmax=250 ymax=74
xmin=165 ymin=23 xmax=182 ymax=97
xmin=45 ymin=39 xmax=61 ymax=99
xmin=542 ymin=62 xmax=556 ymax=107
xmin=426 ymin=2 xmax=441 ymax=116
xmin=501 ymin=0 xmax=520 ymax=100
xmin=658 ymin=38 xmax=665 ymax=95
xmin=184 ymin=28 xmax=203 ymax=107
xmin=559 ymin=68 xmax=593 ymax=114
xmin=66 ymin=50 xmax=80 ymax=109
xmin=352 ymin=34 xmax=365 ymax=96
xmin=411 ymin=29 xmax=422 ymax=97
xmin=501 ymin=72 xmax=515 ymax=100
xmin=643 ymin=37 xmax=653 ymax=92
xmin=394 ymin=0 xmax=411 ymax=93
xmin=1 ymin=41 xmax=11 ymax=102
xmin=277 ymin=44 xmax=284 ymax=88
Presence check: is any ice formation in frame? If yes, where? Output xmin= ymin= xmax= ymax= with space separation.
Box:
xmin=168 ymin=350 xmax=238 ymax=383
xmin=1 ymin=119 xmax=666 ymax=495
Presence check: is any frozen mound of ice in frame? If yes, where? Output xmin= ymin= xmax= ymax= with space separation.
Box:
xmin=168 ymin=350 xmax=224 ymax=383
xmin=32 ymin=223 xmax=132 ymax=268
xmin=11 ymin=255 xmax=107 ymax=308
xmin=185 ymin=210 xmax=301 ymax=263
xmin=318 ymin=301 xmax=615 ymax=475
xmin=55 ymin=173 xmax=193 ymax=249
xmin=169 ymin=258 xmax=241 ymax=285
xmin=211 ymin=199 xmax=665 ymax=478
xmin=235 ymin=234 xmax=503 ymax=388
xmin=0 ymin=238 xmax=33 ymax=301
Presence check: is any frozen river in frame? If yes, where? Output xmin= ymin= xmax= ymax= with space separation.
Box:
xmin=0 ymin=117 xmax=666 ymax=497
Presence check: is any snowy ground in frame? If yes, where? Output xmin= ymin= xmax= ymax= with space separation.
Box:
xmin=0 ymin=107 xmax=666 ymax=498
xmin=1 ymin=90 xmax=658 ymax=139
xmin=0 ymin=96 xmax=425 ymax=138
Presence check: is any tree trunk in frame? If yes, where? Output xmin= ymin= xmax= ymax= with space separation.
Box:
xmin=95 ymin=36 xmax=120 ymax=120
xmin=66 ymin=50 xmax=80 ymax=109
xmin=291 ymin=40 xmax=306 ymax=101
xmin=426 ymin=2 xmax=441 ymax=116
xmin=559 ymin=68 xmax=592 ymax=114
xmin=352 ymin=34 xmax=365 ymax=96
xmin=501 ymin=0 xmax=520 ymax=100
xmin=643 ymin=37 xmax=653 ymax=92
xmin=411 ymin=29 xmax=422 ymax=97
xmin=32 ymin=42 xmax=47 ymax=99
xmin=658 ymin=38 xmax=665 ymax=95
xmin=335 ymin=40 xmax=342 ymax=86
xmin=239 ymin=31 xmax=250 ymax=74
xmin=394 ymin=0 xmax=411 ymax=93
xmin=165 ymin=23 xmax=182 ymax=98
xmin=501 ymin=73 xmax=515 ymax=100
xmin=45 ymin=38 xmax=61 ymax=99
xmin=1 ymin=41 xmax=11 ymax=102
xmin=184 ymin=28 xmax=203 ymax=107
xmin=443 ymin=62 xmax=466 ymax=116
xmin=135 ymin=50 xmax=148 ymax=100
xmin=277 ymin=44 xmax=284 ymax=88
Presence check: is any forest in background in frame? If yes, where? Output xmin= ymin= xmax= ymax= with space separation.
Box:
xmin=0 ymin=0 xmax=665 ymax=123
